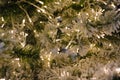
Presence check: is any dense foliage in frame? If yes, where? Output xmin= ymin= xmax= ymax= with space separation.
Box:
xmin=0 ymin=0 xmax=120 ymax=80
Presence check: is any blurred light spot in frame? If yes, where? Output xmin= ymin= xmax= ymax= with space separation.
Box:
xmin=38 ymin=1 xmax=44 ymax=5
xmin=40 ymin=8 xmax=46 ymax=13
xmin=115 ymin=68 xmax=120 ymax=73
xmin=55 ymin=2 xmax=60 ymax=5
xmin=0 ymin=78 xmax=5 ymax=80
xmin=22 ymin=19 xmax=25 ymax=24
xmin=96 ymin=34 xmax=100 ymax=39
xmin=57 ymin=23 xmax=60 ymax=26
xmin=1 ymin=17 xmax=4 ymax=21
xmin=49 ymin=16 xmax=52 ymax=19
xmin=40 ymin=56 xmax=44 ymax=60
xmin=103 ymin=67 xmax=109 ymax=74
xmin=1 ymin=23 xmax=5 ymax=28
xmin=15 ymin=58 xmax=20 ymax=61
xmin=10 ymin=30 xmax=14 ymax=34
xmin=18 ymin=62 xmax=21 ymax=67
xmin=91 ymin=77 xmax=97 ymax=80
xmin=21 ymin=42 xmax=25 ymax=47
xmin=90 ymin=44 xmax=95 ymax=49
xmin=100 ymin=33 xmax=105 ymax=38
xmin=109 ymin=43 xmax=112 ymax=47
xmin=86 ymin=13 xmax=89 ymax=16
xmin=37 ymin=9 xmax=41 ymax=12
xmin=43 ymin=6 xmax=47 ymax=8
xmin=111 ymin=3 xmax=116 ymax=8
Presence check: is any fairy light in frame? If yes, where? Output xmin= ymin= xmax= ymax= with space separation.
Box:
xmin=1 ymin=17 xmax=4 ymax=21
xmin=37 ymin=9 xmax=41 ymax=12
xmin=22 ymin=19 xmax=25 ymax=24
xmin=90 ymin=44 xmax=95 ymax=49
xmin=111 ymin=3 xmax=116 ymax=8
xmin=115 ymin=68 xmax=120 ymax=73
xmin=100 ymin=33 xmax=105 ymax=38
xmin=57 ymin=23 xmax=60 ymax=26
xmin=43 ymin=6 xmax=47 ymax=8
xmin=20 ymin=31 xmax=24 ymax=36
xmin=86 ymin=13 xmax=89 ymax=16
xmin=75 ymin=29 xmax=80 ymax=32
xmin=61 ymin=70 xmax=66 ymax=77
xmin=38 ymin=1 xmax=44 ymax=5
xmin=15 ymin=58 xmax=20 ymax=61
xmin=49 ymin=16 xmax=52 ymax=19
xmin=10 ymin=30 xmax=14 ymax=34
xmin=20 ymin=42 xmax=26 ymax=47
xmin=40 ymin=21 xmax=43 ymax=23
xmin=40 ymin=56 xmax=44 ymax=61
xmin=55 ymin=2 xmax=60 ymax=5
xmin=40 ymin=8 xmax=46 ymax=13
xmin=1 ymin=23 xmax=5 ymax=28
xmin=0 ymin=78 xmax=5 ymax=80
xmin=109 ymin=43 xmax=112 ymax=47
xmin=96 ymin=34 xmax=100 ymax=39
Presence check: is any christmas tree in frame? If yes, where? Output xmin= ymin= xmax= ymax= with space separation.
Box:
xmin=0 ymin=0 xmax=120 ymax=80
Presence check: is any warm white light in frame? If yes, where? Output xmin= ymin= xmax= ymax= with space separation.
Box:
xmin=49 ymin=16 xmax=52 ymax=19
xmin=111 ymin=3 xmax=116 ymax=8
xmin=9 ymin=30 xmax=14 ymax=34
xmin=28 ymin=18 xmax=32 ymax=23
xmin=109 ymin=44 xmax=112 ymax=47
xmin=103 ymin=67 xmax=109 ymax=74
xmin=86 ymin=13 xmax=89 ymax=16
xmin=1 ymin=23 xmax=5 ymax=28
xmin=57 ymin=23 xmax=60 ymax=26
xmin=75 ymin=29 xmax=80 ymax=32
xmin=37 ymin=9 xmax=41 ymax=12
xmin=96 ymin=34 xmax=100 ymax=39
xmin=90 ymin=44 xmax=95 ymax=49
xmin=38 ymin=1 xmax=44 ymax=4
xmin=22 ymin=19 xmax=26 ymax=24
xmin=0 ymin=78 xmax=5 ymax=80
xmin=40 ymin=8 xmax=46 ymax=13
xmin=43 ymin=6 xmax=47 ymax=8
xmin=15 ymin=58 xmax=20 ymax=61
xmin=21 ymin=42 xmax=25 ymax=47
xmin=1 ymin=17 xmax=4 ymax=21
xmin=40 ymin=21 xmax=43 ymax=23
xmin=55 ymin=2 xmax=60 ymax=5
xmin=40 ymin=56 xmax=44 ymax=60
xmin=100 ymin=33 xmax=105 ymax=38
xmin=115 ymin=68 xmax=120 ymax=73
xmin=20 ymin=31 xmax=24 ymax=36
